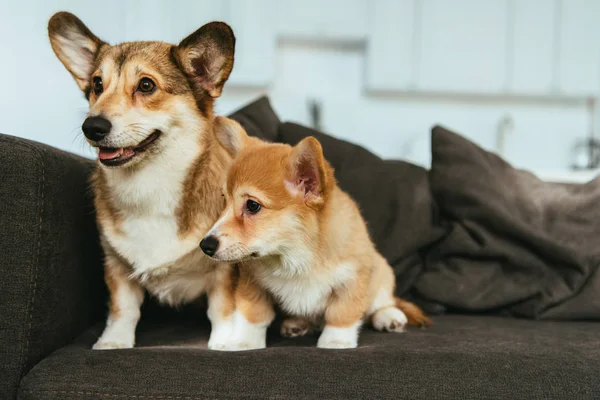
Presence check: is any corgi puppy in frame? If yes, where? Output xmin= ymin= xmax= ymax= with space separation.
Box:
xmin=201 ymin=118 xmax=431 ymax=350
xmin=48 ymin=12 xmax=238 ymax=350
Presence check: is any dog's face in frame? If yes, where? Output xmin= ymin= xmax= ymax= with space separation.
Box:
xmin=199 ymin=119 xmax=334 ymax=264
xmin=48 ymin=12 xmax=234 ymax=168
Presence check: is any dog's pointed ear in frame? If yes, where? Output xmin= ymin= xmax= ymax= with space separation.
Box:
xmin=214 ymin=117 xmax=263 ymax=157
xmin=174 ymin=22 xmax=235 ymax=98
xmin=214 ymin=117 xmax=251 ymax=156
xmin=48 ymin=12 xmax=105 ymax=92
xmin=286 ymin=137 xmax=332 ymax=206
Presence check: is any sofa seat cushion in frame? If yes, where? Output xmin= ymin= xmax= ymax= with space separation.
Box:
xmin=19 ymin=315 xmax=600 ymax=400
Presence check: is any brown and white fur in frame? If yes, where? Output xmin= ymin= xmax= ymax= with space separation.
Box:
xmin=201 ymin=119 xmax=431 ymax=350
xmin=48 ymin=12 xmax=238 ymax=350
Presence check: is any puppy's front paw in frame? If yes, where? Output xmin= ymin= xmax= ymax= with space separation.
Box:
xmin=372 ymin=307 xmax=408 ymax=333
xmin=281 ymin=317 xmax=312 ymax=338
xmin=92 ymin=340 xmax=134 ymax=350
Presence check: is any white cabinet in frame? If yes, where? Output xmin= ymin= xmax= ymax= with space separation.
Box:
xmin=509 ymin=0 xmax=557 ymax=94
xmin=365 ymin=0 xmax=416 ymax=92
xmin=228 ymin=0 xmax=276 ymax=86
xmin=417 ymin=0 xmax=509 ymax=93
xmin=557 ymin=0 xmax=600 ymax=96
xmin=274 ymin=0 xmax=368 ymax=40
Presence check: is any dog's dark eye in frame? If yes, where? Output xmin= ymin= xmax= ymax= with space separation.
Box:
xmin=92 ymin=77 xmax=103 ymax=95
xmin=246 ymin=200 xmax=261 ymax=214
xmin=137 ymin=78 xmax=156 ymax=93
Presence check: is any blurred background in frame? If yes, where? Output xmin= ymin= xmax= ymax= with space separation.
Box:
xmin=1 ymin=0 xmax=599 ymax=181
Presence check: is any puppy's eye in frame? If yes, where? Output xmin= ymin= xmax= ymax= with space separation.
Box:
xmin=245 ymin=199 xmax=261 ymax=214
xmin=92 ymin=77 xmax=103 ymax=95
xmin=137 ymin=77 xmax=156 ymax=93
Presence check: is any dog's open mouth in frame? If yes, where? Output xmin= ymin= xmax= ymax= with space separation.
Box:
xmin=98 ymin=130 xmax=161 ymax=167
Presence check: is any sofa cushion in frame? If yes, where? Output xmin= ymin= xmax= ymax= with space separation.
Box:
xmin=278 ymin=122 xmax=447 ymax=297
xmin=19 ymin=315 xmax=600 ymax=399
xmin=0 ymin=134 xmax=105 ymax=400
xmin=229 ymin=96 xmax=280 ymax=142
xmin=416 ymin=126 xmax=600 ymax=319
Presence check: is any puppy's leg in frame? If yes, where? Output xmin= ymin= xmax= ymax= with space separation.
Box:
xmin=225 ymin=266 xmax=274 ymax=351
xmin=368 ymin=256 xmax=430 ymax=331
xmin=318 ymin=272 xmax=369 ymax=349
xmin=93 ymin=255 xmax=144 ymax=350
xmin=207 ymin=263 xmax=236 ymax=350
xmin=281 ymin=316 xmax=313 ymax=338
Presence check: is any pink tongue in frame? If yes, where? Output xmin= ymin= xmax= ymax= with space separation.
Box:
xmin=98 ymin=148 xmax=135 ymax=161
xmin=98 ymin=148 xmax=121 ymax=160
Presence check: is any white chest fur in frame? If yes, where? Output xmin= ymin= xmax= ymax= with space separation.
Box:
xmin=101 ymin=133 xmax=216 ymax=306
xmin=255 ymin=259 xmax=356 ymax=317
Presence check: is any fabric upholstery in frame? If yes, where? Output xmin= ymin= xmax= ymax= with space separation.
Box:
xmin=19 ymin=315 xmax=600 ymax=399
xmin=0 ymin=134 xmax=105 ymax=400
xmin=417 ymin=126 xmax=600 ymax=319
xmin=3 ymin=98 xmax=600 ymax=400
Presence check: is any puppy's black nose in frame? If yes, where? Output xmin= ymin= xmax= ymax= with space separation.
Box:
xmin=82 ymin=116 xmax=112 ymax=141
xmin=200 ymin=236 xmax=219 ymax=256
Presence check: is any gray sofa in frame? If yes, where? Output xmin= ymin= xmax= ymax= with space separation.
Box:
xmin=2 ymin=97 xmax=599 ymax=399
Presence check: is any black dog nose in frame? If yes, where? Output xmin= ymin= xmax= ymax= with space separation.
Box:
xmin=82 ymin=116 xmax=112 ymax=141
xmin=200 ymin=236 xmax=219 ymax=256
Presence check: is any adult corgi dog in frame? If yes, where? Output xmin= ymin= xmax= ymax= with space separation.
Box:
xmin=201 ymin=118 xmax=431 ymax=350
xmin=48 ymin=12 xmax=238 ymax=350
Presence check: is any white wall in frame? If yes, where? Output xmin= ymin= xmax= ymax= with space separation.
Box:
xmin=0 ymin=0 xmax=597 ymax=173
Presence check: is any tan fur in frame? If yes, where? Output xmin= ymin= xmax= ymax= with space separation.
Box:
xmin=204 ymin=120 xmax=430 ymax=349
xmin=235 ymin=266 xmax=275 ymax=324
xmin=49 ymin=12 xmax=239 ymax=350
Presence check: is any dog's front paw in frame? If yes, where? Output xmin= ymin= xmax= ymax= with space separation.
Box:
xmin=208 ymin=321 xmax=234 ymax=351
xmin=207 ymin=339 xmax=229 ymax=351
xmin=317 ymin=324 xmax=359 ymax=349
xmin=224 ymin=340 xmax=266 ymax=351
xmin=372 ymin=307 xmax=408 ymax=333
xmin=317 ymin=337 xmax=357 ymax=349
xmin=93 ymin=340 xmax=134 ymax=350
xmin=281 ymin=317 xmax=312 ymax=338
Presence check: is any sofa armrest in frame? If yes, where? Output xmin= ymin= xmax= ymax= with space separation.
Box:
xmin=0 ymin=134 xmax=105 ymax=399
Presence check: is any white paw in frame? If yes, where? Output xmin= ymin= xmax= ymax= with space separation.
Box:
xmin=207 ymin=339 xmax=228 ymax=351
xmin=317 ymin=337 xmax=357 ymax=349
xmin=317 ymin=323 xmax=360 ymax=349
xmin=224 ymin=339 xmax=266 ymax=351
xmin=208 ymin=320 xmax=234 ymax=351
xmin=372 ymin=307 xmax=407 ymax=333
xmin=221 ymin=310 xmax=269 ymax=351
xmin=92 ymin=339 xmax=134 ymax=350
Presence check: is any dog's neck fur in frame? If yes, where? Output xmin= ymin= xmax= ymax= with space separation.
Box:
xmin=96 ymin=114 xmax=231 ymax=242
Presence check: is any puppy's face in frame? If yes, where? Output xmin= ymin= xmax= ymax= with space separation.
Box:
xmin=200 ymin=122 xmax=333 ymax=265
xmin=48 ymin=12 xmax=235 ymax=169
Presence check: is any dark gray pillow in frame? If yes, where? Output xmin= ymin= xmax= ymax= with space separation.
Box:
xmin=416 ymin=126 xmax=600 ymax=320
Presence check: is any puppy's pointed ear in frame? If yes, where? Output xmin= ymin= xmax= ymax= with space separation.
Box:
xmin=48 ymin=12 xmax=106 ymax=92
xmin=174 ymin=22 xmax=235 ymax=98
xmin=286 ymin=137 xmax=332 ymax=206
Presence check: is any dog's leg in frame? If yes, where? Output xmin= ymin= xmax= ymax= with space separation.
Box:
xmin=318 ymin=272 xmax=369 ymax=349
xmin=367 ymin=256 xmax=430 ymax=331
xmin=206 ymin=263 xmax=236 ymax=350
xmin=367 ymin=258 xmax=408 ymax=333
xmin=225 ymin=265 xmax=274 ymax=351
xmin=93 ymin=256 xmax=144 ymax=350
